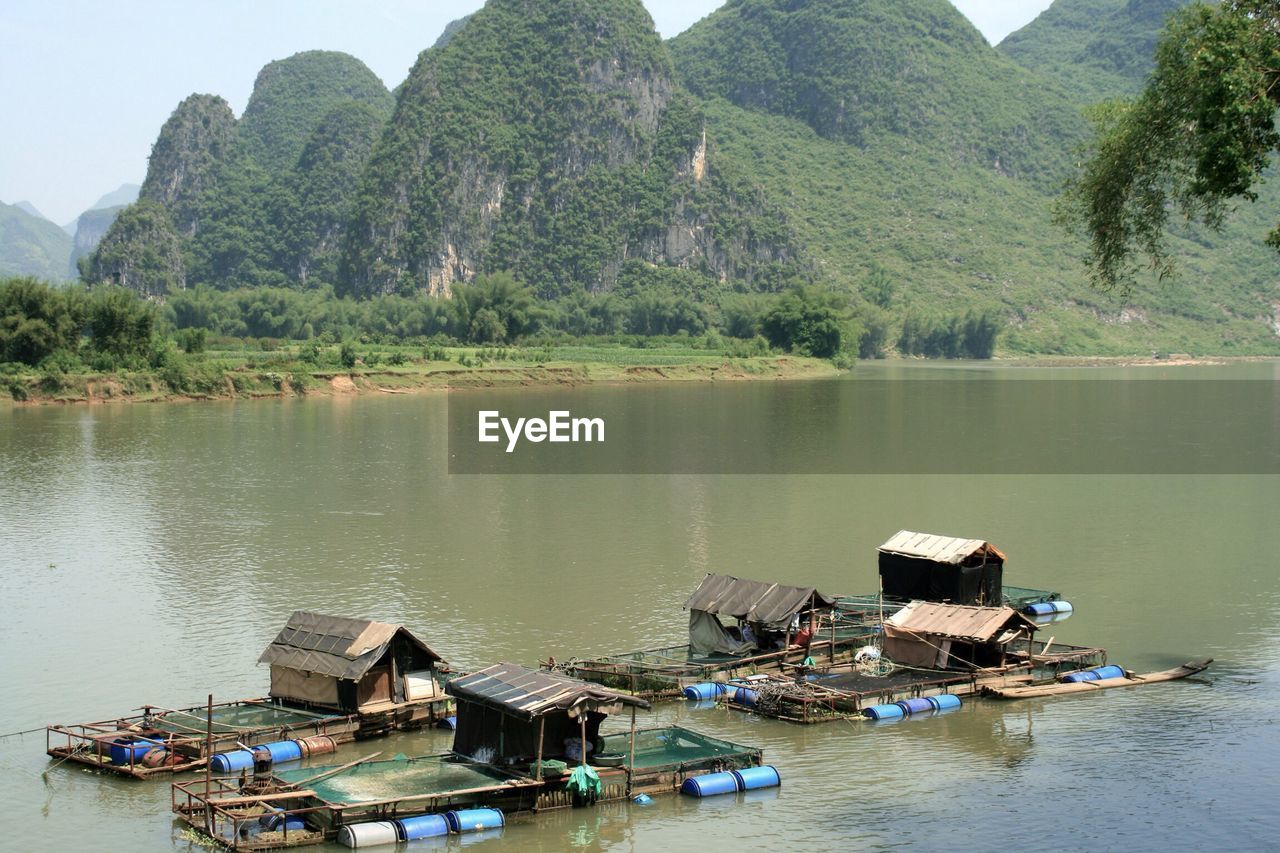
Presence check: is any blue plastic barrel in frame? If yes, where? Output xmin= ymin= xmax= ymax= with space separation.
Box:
xmin=863 ymin=703 xmax=905 ymax=721
xmin=445 ymin=808 xmax=505 ymax=833
xmin=928 ymin=694 xmax=962 ymax=712
xmin=109 ymin=737 xmax=160 ymax=766
xmin=1062 ymin=669 xmax=1101 ymax=683
xmin=682 ymin=683 xmax=726 ymax=701
xmin=1089 ymin=665 xmax=1125 ymax=680
xmin=1052 ymin=600 xmax=1074 ymax=613
xmin=398 ymin=814 xmax=449 ymax=840
xmin=680 ymin=770 xmax=741 ymax=797
xmin=209 ymin=749 xmax=255 ymax=774
xmin=255 ymin=740 xmax=302 ymax=764
xmin=437 ymin=715 xmax=458 ymax=730
xmin=896 ymin=697 xmax=935 ymax=716
xmin=261 ymin=808 xmax=307 ymax=832
xmin=732 ymin=765 xmax=781 ymax=791
xmin=1024 ymin=601 xmax=1056 ymax=616
xmin=734 ymin=687 xmax=759 ymax=708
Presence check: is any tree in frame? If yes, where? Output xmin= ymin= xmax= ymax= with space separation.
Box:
xmin=760 ymin=285 xmax=860 ymax=359
xmin=1060 ymin=1 xmax=1280 ymax=291
xmin=0 ymin=278 xmax=86 ymax=365
xmin=861 ymin=262 xmax=895 ymax=309
xmin=450 ymin=272 xmax=539 ymax=343
xmin=85 ymin=286 xmax=157 ymax=361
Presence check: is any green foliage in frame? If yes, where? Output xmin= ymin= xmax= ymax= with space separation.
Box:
xmin=1059 ymin=1 xmax=1280 ymax=291
xmin=625 ymin=288 xmax=709 ymax=336
xmin=999 ymin=0 xmax=1190 ymax=102
xmin=450 ymin=272 xmax=539 ymax=343
xmin=137 ymin=94 xmax=239 ymax=235
xmin=855 ymin=301 xmax=893 ymax=359
xmin=175 ymin=327 xmax=206 ymax=353
xmin=760 ymin=285 xmax=859 ymax=359
xmin=899 ymin=309 xmax=1002 ymax=358
xmin=669 ymin=0 xmax=1086 ymax=187
xmin=860 ymin=263 xmax=895 ymax=310
xmin=88 ymin=200 xmax=185 ymax=295
xmin=342 ymin=0 xmax=804 ymax=297
xmin=0 ymin=278 xmax=161 ymax=368
xmin=339 ymin=340 xmax=357 ymax=368
xmin=719 ymin=293 xmax=773 ymax=338
xmin=237 ymin=51 xmax=393 ymax=173
xmin=61 ymin=0 xmax=1280 ymax=356
xmin=84 ymin=286 xmax=157 ymax=362
xmin=0 ymin=278 xmax=86 ymax=364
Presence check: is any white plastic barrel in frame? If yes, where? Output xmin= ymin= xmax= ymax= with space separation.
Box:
xmin=336 ymin=821 xmax=401 ymax=848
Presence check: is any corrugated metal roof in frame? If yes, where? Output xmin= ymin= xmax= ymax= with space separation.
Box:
xmin=258 ymin=611 xmax=443 ymax=681
xmin=683 ymin=574 xmax=834 ymax=626
xmin=884 ymin=600 xmax=1033 ymax=642
xmin=877 ymin=530 xmax=1006 ymax=564
xmin=446 ymin=663 xmax=650 ymax=720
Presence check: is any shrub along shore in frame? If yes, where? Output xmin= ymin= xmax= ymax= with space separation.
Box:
xmin=2 ymin=341 xmax=839 ymax=406
xmin=0 ymin=273 xmax=1005 ymax=405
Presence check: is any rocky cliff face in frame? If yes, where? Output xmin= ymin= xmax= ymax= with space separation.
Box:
xmin=87 ymin=200 xmax=185 ymax=296
xmin=283 ymin=101 xmax=389 ymax=285
xmin=342 ymin=0 xmax=802 ymax=298
xmin=137 ymin=94 xmax=239 ymax=237
xmin=69 ymin=204 xmax=124 ymax=275
xmin=92 ymin=52 xmax=394 ymax=292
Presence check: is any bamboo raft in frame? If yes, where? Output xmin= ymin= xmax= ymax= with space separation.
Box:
xmin=983 ymin=658 xmax=1213 ymax=700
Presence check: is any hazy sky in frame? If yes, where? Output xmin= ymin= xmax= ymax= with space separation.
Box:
xmin=0 ymin=1 xmax=1052 ymax=224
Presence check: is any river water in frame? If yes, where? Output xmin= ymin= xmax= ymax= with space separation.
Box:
xmin=1 ymin=363 xmax=1277 ymax=851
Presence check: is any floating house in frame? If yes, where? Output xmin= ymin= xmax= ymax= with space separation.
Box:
xmin=878 ymin=530 xmax=1006 ymax=606
xmin=719 ymin=600 xmax=1107 ymax=724
xmin=685 ymin=573 xmax=836 ymax=655
xmin=259 ymin=611 xmax=449 ymax=732
xmin=882 ymin=601 xmax=1036 ymax=669
xmin=559 ymin=573 xmax=874 ymax=697
xmin=173 ymin=663 xmax=765 ymax=849
xmin=45 ymin=612 xmax=451 ymax=779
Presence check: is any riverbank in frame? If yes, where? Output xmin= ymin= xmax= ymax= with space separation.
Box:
xmin=2 ymin=351 xmax=839 ymax=406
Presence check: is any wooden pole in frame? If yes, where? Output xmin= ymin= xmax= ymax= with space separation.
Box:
xmin=204 ymin=694 xmax=213 ymax=836
xmin=578 ymin=716 xmax=587 ymax=767
xmin=830 ymin=614 xmax=837 ymax=663
xmin=533 ymin=717 xmax=546 ymax=781
xmin=626 ymin=706 xmax=637 ymax=796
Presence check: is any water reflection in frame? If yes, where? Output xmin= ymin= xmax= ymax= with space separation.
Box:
xmin=1 ymin=366 xmax=1278 ymax=850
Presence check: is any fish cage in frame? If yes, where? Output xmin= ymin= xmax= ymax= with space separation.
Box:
xmin=46 ymin=699 xmax=358 ymax=779
xmin=172 ymin=726 xmax=762 ymax=849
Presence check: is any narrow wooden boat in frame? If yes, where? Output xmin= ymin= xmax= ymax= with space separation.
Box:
xmin=984 ymin=658 xmax=1212 ymax=700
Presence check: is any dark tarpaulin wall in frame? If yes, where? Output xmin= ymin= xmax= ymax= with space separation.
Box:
xmin=452 ymin=701 xmax=605 ymax=762
xmin=688 ymin=610 xmax=753 ymax=656
xmin=878 ymin=552 xmax=1003 ymax=605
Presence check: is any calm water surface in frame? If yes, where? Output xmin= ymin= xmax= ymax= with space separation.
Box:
xmin=1 ymin=363 xmax=1277 ymax=852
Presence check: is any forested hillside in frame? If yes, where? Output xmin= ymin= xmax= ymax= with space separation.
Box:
xmin=341 ymin=0 xmax=803 ymax=299
xmin=0 ymin=202 xmax=73 ymax=282
xmin=90 ymin=51 xmax=394 ymax=296
xmin=999 ymin=0 xmax=1190 ymax=101
xmin=71 ymin=0 xmax=1280 ymax=355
